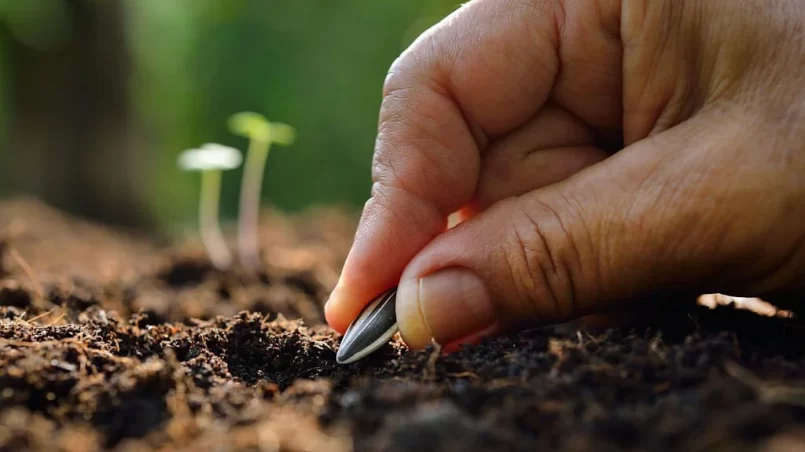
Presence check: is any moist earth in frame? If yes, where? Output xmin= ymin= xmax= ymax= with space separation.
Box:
xmin=1 ymin=198 xmax=804 ymax=452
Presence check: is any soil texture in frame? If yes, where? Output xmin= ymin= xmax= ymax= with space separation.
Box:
xmin=1 ymin=197 xmax=805 ymax=452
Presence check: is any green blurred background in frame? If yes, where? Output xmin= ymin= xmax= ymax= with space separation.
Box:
xmin=0 ymin=0 xmax=460 ymax=236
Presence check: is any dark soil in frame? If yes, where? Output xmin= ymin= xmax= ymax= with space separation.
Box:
xmin=1 ymin=197 xmax=805 ymax=452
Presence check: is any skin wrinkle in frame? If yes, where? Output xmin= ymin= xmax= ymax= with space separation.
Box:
xmin=502 ymin=208 xmax=544 ymax=325
xmin=565 ymin=187 xmax=603 ymax=307
xmin=645 ymin=58 xmax=685 ymax=137
xmin=381 ymin=130 xmax=463 ymax=202
xmin=582 ymin=146 xmax=669 ymax=292
xmin=374 ymin=87 xmax=477 ymax=214
xmin=667 ymin=4 xmax=705 ymax=128
xmin=383 ymin=51 xmax=452 ymax=101
xmin=524 ymin=104 xmax=597 ymax=150
xmin=510 ymin=198 xmax=572 ymax=322
xmin=370 ymin=183 xmax=445 ymax=236
xmin=705 ymin=44 xmax=741 ymax=105
xmin=700 ymin=6 xmax=759 ymax=103
xmin=705 ymin=2 xmax=774 ymax=102
xmin=551 ymin=0 xmax=567 ymax=78
xmin=488 ymin=146 xmax=605 ymax=202
xmin=368 ymin=184 xmax=420 ymax=234
xmin=625 ymin=171 xmax=685 ymax=263
xmin=447 ymin=1 xmax=560 ymax=137
xmin=376 ymin=86 xmax=416 ymax=134
xmin=552 ymin=1 xmax=622 ymax=128
xmin=579 ymin=168 xmax=630 ymax=294
xmin=473 ymin=106 xmax=601 ymax=207
xmin=680 ymin=176 xmax=737 ymax=260
xmin=553 ymin=63 xmax=622 ymax=128
xmin=371 ymin=127 xmax=406 ymax=188
xmin=496 ymin=5 xmax=550 ymax=89
xmin=437 ymin=14 xmax=492 ymax=155
xmin=439 ymin=26 xmax=490 ymax=153
xmin=529 ymin=196 xmax=580 ymax=319
xmin=403 ymin=107 xmax=464 ymax=163
xmin=362 ymin=185 xmax=446 ymax=285
xmin=621 ymin=1 xmax=679 ymax=142
xmin=380 ymin=86 xmax=455 ymax=148
xmin=626 ymin=113 xmax=780 ymax=294
xmin=595 ymin=0 xmax=621 ymax=39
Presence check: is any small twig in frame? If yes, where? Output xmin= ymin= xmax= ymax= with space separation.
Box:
xmin=724 ymin=361 xmax=763 ymax=388
xmin=26 ymin=309 xmax=54 ymax=324
xmin=47 ymin=312 xmax=66 ymax=326
xmin=584 ymin=332 xmax=602 ymax=345
xmin=724 ymin=361 xmax=805 ymax=408
xmin=447 ymin=371 xmax=480 ymax=380
xmin=576 ymin=330 xmax=590 ymax=355
xmin=7 ymin=247 xmax=44 ymax=298
xmin=687 ymin=312 xmax=701 ymax=332
xmin=14 ymin=309 xmax=28 ymax=322
xmin=297 ymin=366 xmax=326 ymax=378
xmin=424 ymin=339 xmax=443 ymax=379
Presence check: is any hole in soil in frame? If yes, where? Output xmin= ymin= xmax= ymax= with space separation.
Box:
xmin=46 ymin=281 xmax=100 ymax=314
xmin=159 ymin=259 xmax=214 ymax=287
xmin=93 ymin=377 xmax=172 ymax=448
xmin=132 ymin=310 xmax=167 ymax=328
xmin=1 ymin=306 xmax=26 ymax=319
xmin=221 ymin=314 xmax=339 ymax=389
xmin=250 ymin=299 xmax=274 ymax=315
xmin=68 ymin=292 xmax=99 ymax=312
xmin=216 ymin=284 xmax=231 ymax=300
xmin=0 ymin=283 xmax=32 ymax=309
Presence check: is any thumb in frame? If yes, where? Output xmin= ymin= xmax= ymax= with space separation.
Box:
xmin=396 ymin=118 xmax=749 ymax=350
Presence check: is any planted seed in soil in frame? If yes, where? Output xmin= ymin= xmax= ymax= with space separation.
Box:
xmin=1 ymin=198 xmax=805 ymax=452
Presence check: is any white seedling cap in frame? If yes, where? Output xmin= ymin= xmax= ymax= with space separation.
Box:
xmin=178 ymin=143 xmax=243 ymax=171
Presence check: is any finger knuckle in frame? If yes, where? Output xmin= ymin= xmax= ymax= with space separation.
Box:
xmin=499 ymin=197 xmax=584 ymax=321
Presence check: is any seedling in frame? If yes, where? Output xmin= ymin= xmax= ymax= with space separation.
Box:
xmin=228 ymin=112 xmax=296 ymax=272
xmin=336 ymin=287 xmax=399 ymax=364
xmin=177 ymin=143 xmax=243 ymax=271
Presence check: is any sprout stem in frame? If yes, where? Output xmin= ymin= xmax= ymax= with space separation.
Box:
xmin=200 ymin=170 xmax=232 ymax=270
xmin=237 ymin=134 xmax=271 ymax=271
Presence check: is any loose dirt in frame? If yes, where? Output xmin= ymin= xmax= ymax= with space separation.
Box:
xmin=1 ymin=198 xmax=804 ymax=452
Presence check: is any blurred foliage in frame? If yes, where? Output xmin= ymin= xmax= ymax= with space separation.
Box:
xmin=0 ymin=0 xmax=71 ymax=51
xmin=0 ymin=34 xmax=7 ymax=194
xmin=0 ymin=0 xmax=72 ymax=161
xmin=0 ymin=0 xmax=460 ymax=233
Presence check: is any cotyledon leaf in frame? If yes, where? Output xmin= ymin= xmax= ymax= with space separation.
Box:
xmin=336 ymin=287 xmax=398 ymax=364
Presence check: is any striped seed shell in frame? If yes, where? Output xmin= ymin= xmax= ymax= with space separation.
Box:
xmin=336 ymin=287 xmax=399 ymax=364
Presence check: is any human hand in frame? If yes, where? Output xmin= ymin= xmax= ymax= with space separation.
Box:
xmin=325 ymin=0 xmax=805 ymax=351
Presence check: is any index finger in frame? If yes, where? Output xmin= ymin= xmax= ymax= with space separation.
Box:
xmin=324 ymin=0 xmax=562 ymax=333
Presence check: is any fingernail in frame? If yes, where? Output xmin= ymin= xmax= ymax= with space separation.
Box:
xmin=397 ymin=267 xmax=496 ymax=350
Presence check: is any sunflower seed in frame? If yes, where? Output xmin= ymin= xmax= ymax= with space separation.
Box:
xmin=336 ymin=287 xmax=398 ymax=364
